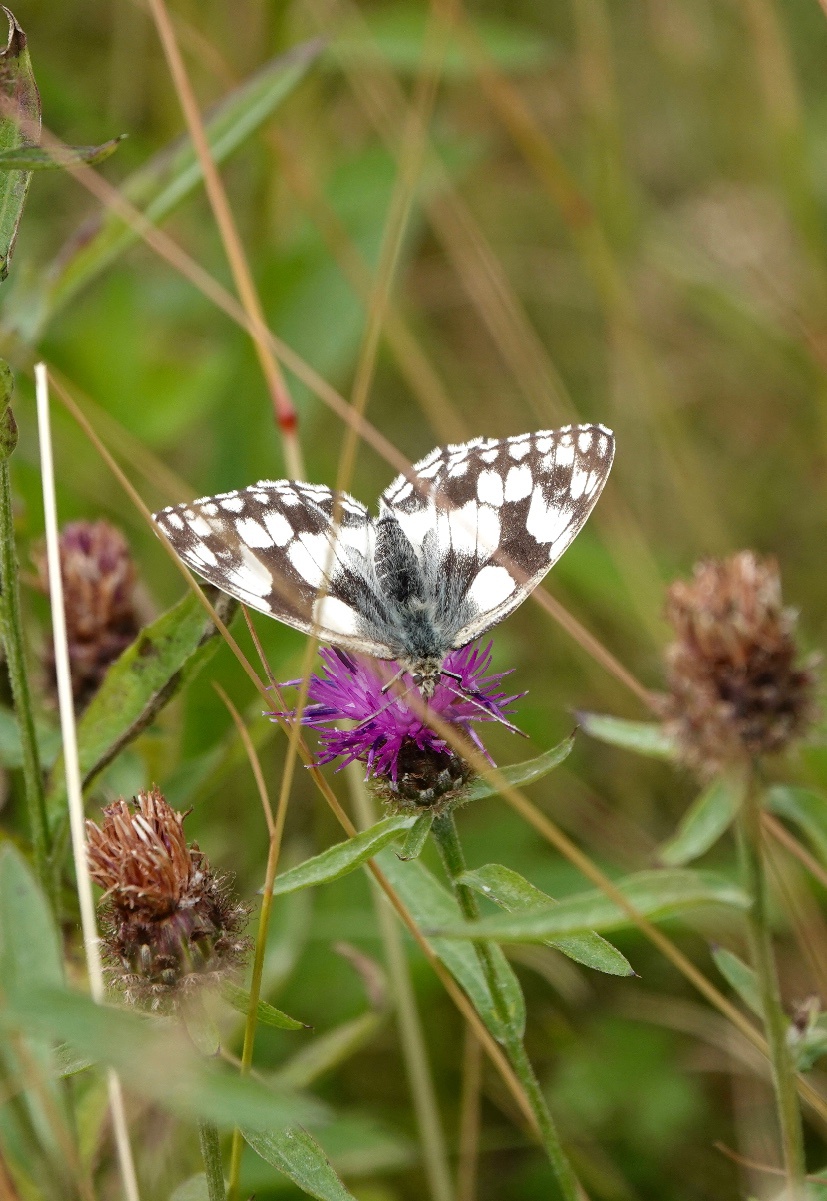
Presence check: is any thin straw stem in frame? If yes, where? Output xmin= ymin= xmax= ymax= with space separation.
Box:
xmin=457 ymin=1024 xmax=482 ymax=1201
xmin=146 ymin=0 xmax=303 ymax=478
xmin=34 ymin=362 xmax=141 ymax=1201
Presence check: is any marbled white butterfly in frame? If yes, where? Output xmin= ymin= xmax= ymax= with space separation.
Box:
xmin=153 ymin=424 xmax=615 ymax=696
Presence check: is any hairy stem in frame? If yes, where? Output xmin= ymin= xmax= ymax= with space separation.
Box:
xmin=348 ymin=766 xmax=455 ymax=1201
xmin=430 ymin=812 xmax=585 ymax=1201
xmin=736 ymin=768 xmax=806 ymax=1193
xmin=0 ymin=459 xmax=51 ymax=894
xmin=199 ymin=1119 xmax=226 ymax=1201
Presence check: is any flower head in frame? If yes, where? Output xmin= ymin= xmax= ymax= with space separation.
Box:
xmin=282 ymin=642 xmax=523 ymax=812
xmin=35 ymin=520 xmax=141 ymax=710
xmin=661 ymin=552 xmax=818 ymax=775
xmin=86 ymin=787 xmax=249 ymax=1011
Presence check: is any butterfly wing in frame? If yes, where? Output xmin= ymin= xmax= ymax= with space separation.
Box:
xmin=381 ymin=424 xmax=615 ymax=648
xmin=153 ymin=481 xmax=397 ymax=656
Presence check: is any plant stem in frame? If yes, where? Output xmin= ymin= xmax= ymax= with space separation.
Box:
xmin=430 ymin=812 xmax=585 ymax=1201
xmin=736 ymin=768 xmax=806 ymax=1194
xmin=0 ymin=459 xmax=51 ymax=893
xmin=199 ymin=1119 xmax=226 ymax=1201
xmin=347 ymin=766 xmax=455 ymax=1201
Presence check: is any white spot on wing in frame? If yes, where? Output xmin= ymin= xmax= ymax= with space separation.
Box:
xmin=263 ymin=510 xmax=293 ymax=547
xmin=467 ymin=564 xmax=516 ymax=611
xmin=504 ymin=463 xmax=532 ymax=501
xmin=229 ymin=547 xmax=272 ymax=597
xmin=313 ymin=594 xmax=360 ymax=636
xmin=509 ymin=439 xmax=531 ymax=461
xmin=221 ymin=496 xmax=244 ymax=513
xmin=476 ymin=505 xmax=501 ymax=558
xmin=236 ymin=517 xmax=272 ymax=548
xmin=166 ymin=513 xmax=184 ymax=530
xmin=477 ymin=469 xmax=504 ymax=506
xmin=556 ymin=442 xmax=574 ymax=468
xmin=578 ymin=430 xmax=592 ymax=452
xmin=570 ymin=467 xmax=588 ymax=500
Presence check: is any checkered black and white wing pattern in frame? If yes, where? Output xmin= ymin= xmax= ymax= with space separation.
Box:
xmin=381 ymin=424 xmax=615 ymax=648
xmin=153 ymin=480 xmax=396 ymax=656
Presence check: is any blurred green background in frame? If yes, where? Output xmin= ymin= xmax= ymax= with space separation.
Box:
xmin=3 ymin=0 xmax=827 ymax=1197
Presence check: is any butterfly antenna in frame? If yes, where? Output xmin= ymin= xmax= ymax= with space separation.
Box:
xmin=443 ymin=684 xmax=527 ymax=737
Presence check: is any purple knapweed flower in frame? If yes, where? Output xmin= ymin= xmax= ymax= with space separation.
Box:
xmin=280 ymin=642 xmax=524 ymax=811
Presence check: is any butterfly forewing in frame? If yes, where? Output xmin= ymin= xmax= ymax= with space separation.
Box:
xmin=382 ymin=424 xmax=615 ymax=647
xmin=153 ymin=480 xmax=396 ymax=656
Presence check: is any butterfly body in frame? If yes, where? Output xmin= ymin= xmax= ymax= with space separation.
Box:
xmin=153 ymin=425 xmax=615 ymax=692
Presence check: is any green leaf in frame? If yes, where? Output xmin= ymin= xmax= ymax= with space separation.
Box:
xmin=659 ymin=775 xmax=744 ymax=866
xmin=0 ymin=9 xmax=40 ymax=281
xmin=429 ymin=869 xmax=750 ymax=943
xmin=766 ymin=786 xmax=827 ymax=867
xmin=397 ymin=811 xmax=433 ymax=860
xmin=169 ymin=1176 xmax=210 ymax=1201
xmin=460 ymin=864 xmax=634 ymax=977
xmin=47 ymin=589 xmax=236 ymax=824
xmin=243 ymin=1127 xmax=357 ymax=1201
xmin=465 ymin=734 xmax=575 ymax=801
xmin=272 ymin=1012 xmax=385 ymax=1092
xmin=711 ymin=946 xmax=761 ymax=1016
xmin=0 ymin=843 xmax=63 ymax=994
xmin=0 ymin=705 xmax=61 ymax=770
xmin=376 ymin=849 xmax=525 ymax=1043
xmin=2 ymin=986 xmax=325 ymax=1133
xmin=577 ymin=712 xmax=676 ymax=759
xmin=22 ymin=40 xmax=321 ymax=337
xmin=272 ymin=815 xmax=416 ymax=895
xmin=222 ymin=982 xmax=308 ymax=1031
xmin=0 ymin=136 xmax=124 ymax=170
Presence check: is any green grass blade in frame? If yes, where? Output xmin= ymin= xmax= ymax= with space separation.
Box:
xmin=659 ymin=775 xmax=744 ymax=866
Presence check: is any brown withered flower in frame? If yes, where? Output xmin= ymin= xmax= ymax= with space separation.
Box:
xmin=86 ymin=788 xmax=249 ymax=1011
xmin=660 ymin=552 xmax=818 ymax=775
xmin=35 ymin=520 xmax=140 ymax=710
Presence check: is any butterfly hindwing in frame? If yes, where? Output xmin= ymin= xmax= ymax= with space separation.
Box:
xmin=153 ymin=480 xmax=396 ymax=656
xmin=382 ymin=425 xmax=615 ymax=647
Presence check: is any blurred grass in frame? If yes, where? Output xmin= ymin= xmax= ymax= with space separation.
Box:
xmin=4 ymin=0 xmax=827 ymax=1197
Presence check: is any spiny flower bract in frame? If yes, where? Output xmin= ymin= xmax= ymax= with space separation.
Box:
xmin=661 ymin=551 xmax=818 ymax=775
xmin=282 ymin=642 xmax=523 ymax=811
xmin=86 ymin=787 xmax=249 ymax=1011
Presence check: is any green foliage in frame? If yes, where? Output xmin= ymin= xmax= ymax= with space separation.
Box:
xmin=659 ymin=775 xmax=744 ymax=866
xmin=577 ymin=712 xmax=676 ymax=759
xmin=242 ymin=1127 xmax=357 ymax=1201
xmin=222 ymin=983 xmax=308 ymax=1031
xmin=272 ymin=815 xmax=416 ymax=894
xmin=431 ymin=870 xmax=750 ymax=942
xmin=460 ymin=862 xmax=633 ymax=975
xmin=465 ymin=733 xmax=575 ymax=800
xmin=0 ymin=9 xmax=39 ymax=280
xmin=0 ymin=136 xmax=125 ymax=170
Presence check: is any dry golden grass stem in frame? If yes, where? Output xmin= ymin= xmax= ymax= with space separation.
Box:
xmin=35 ymin=365 xmax=141 ymax=1201
xmin=457 ymin=1025 xmax=483 ymax=1201
xmin=146 ymin=0 xmax=304 ymax=479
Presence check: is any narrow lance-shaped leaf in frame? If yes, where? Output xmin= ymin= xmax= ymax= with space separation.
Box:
xmin=460 ymin=863 xmax=633 ymax=977
xmin=465 ymin=734 xmax=574 ymax=802
xmin=1 ymin=986 xmax=325 ymax=1134
xmin=397 ymin=811 xmax=433 ymax=860
xmin=711 ymin=945 xmax=761 ymax=1017
xmin=222 ymin=982 xmax=308 ymax=1031
xmin=659 ymin=774 xmax=744 ymax=867
xmin=577 ymin=712 xmax=676 ymax=759
xmin=0 ymin=136 xmax=124 ymax=170
xmin=272 ymin=815 xmax=416 ymax=895
xmin=430 ymin=869 xmax=750 ymax=943
xmin=19 ymin=39 xmax=322 ymax=338
xmin=0 ymin=8 xmax=40 ymax=280
xmin=47 ymin=589 xmax=237 ymax=824
xmin=377 ymin=849 xmax=525 ymax=1044
xmin=243 ymin=1127 xmax=358 ymax=1201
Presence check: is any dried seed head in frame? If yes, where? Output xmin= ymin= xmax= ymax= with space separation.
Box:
xmin=660 ymin=552 xmax=818 ymax=776
xmin=35 ymin=520 xmax=140 ymax=710
xmin=86 ymin=788 xmax=249 ymax=1011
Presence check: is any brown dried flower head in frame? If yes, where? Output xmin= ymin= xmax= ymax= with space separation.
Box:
xmin=86 ymin=787 xmax=249 ymax=1011
xmin=35 ymin=520 xmax=140 ymax=710
xmin=661 ymin=552 xmax=818 ymax=775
